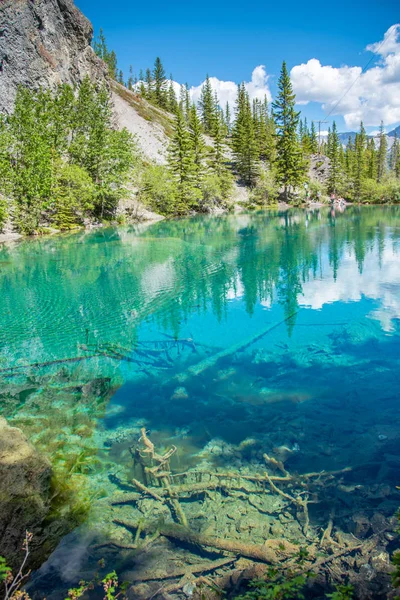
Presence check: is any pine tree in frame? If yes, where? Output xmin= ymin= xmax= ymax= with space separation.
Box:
xmin=167 ymin=75 xmax=178 ymax=113
xmin=376 ymin=121 xmax=387 ymax=183
xmin=231 ymin=83 xmax=259 ymax=186
xmin=390 ymin=132 xmax=400 ymax=177
xmin=188 ymin=104 xmax=207 ymax=181
xmin=353 ymin=123 xmax=367 ymax=200
xmin=327 ymin=121 xmax=341 ymax=194
xmin=310 ymin=121 xmax=318 ymax=154
xmin=93 ymin=29 xmax=118 ymax=79
xmin=153 ymin=57 xmax=168 ymax=108
xmin=168 ymin=109 xmax=198 ymax=212
xmin=145 ymin=68 xmax=153 ymax=100
xmin=138 ymin=70 xmax=146 ymax=97
xmin=272 ymin=61 xmax=304 ymax=199
xmin=118 ymin=70 xmax=124 ymax=85
xmin=127 ymin=65 xmax=134 ymax=90
xmin=225 ymin=102 xmax=231 ymax=135
xmin=199 ymin=75 xmax=216 ymax=134
xmin=212 ymin=109 xmax=228 ymax=176
xmin=365 ymin=138 xmax=376 ymax=180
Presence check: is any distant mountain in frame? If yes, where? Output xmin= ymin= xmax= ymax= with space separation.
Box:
xmin=388 ymin=125 xmax=400 ymax=138
xmin=337 ymin=132 xmax=358 ymax=144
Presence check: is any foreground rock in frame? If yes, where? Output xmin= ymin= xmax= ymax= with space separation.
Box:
xmin=0 ymin=418 xmax=55 ymax=569
xmin=0 ymin=0 xmax=107 ymax=114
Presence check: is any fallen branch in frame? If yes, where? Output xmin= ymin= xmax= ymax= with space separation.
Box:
xmin=113 ymin=520 xmax=296 ymax=564
xmin=132 ymin=557 xmax=236 ymax=583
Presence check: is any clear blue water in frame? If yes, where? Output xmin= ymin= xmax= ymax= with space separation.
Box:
xmin=1 ymin=206 xmax=400 ymax=597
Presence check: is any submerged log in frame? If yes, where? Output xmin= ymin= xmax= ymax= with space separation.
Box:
xmin=114 ymin=519 xmax=296 ymax=564
xmin=174 ymin=310 xmax=299 ymax=383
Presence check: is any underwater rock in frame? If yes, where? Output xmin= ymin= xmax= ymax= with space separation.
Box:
xmin=0 ymin=417 xmax=52 ymax=569
xmin=171 ymin=386 xmax=189 ymax=400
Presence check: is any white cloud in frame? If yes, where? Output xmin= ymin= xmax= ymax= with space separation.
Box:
xmin=189 ymin=65 xmax=272 ymax=111
xmin=290 ymin=24 xmax=400 ymax=128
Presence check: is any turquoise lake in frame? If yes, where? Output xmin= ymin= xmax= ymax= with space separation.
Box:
xmin=1 ymin=206 xmax=400 ymax=598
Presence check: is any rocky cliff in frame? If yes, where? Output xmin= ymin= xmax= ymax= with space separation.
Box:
xmin=0 ymin=0 xmax=108 ymax=114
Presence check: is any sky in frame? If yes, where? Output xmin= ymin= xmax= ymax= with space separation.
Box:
xmin=75 ymin=0 xmax=400 ymax=133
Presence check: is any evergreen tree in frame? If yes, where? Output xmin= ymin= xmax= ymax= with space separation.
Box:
xmin=353 ymin=123 xmax=367 ymax=200
xmin=138 ymin=70 xmax=146 ymax=97
xmin=118 ymin=70 xmax=124 ymax=85
xmin=93 ymin=29 xmax=118 ymax=79
xmin=167 ymin=76 xmax=178 ymax=113
xmin=225 ymin=102 xmax=231 ymax=135
xmin=199 ymin=75 xmax=216 ymax=134
xmin=145 ymin=68 xmax=153 ymax=100
xmin=365 ymin=137 xmax=376 ymax=180
xmin=188 ymin=104 xmax=207 ymax=181
xmin=327 ymin=121 xmax=341 ymax=194
xmin=168 ymin=109 xmax=198 ymax=212
xmin=212 ymin=109 xmax=228 ymax=176
xmin=376 ymin=121 xmax=387 ymax=183
xmin=310 ymin=121 xmax=318 ymax=154
xmin=231 ymin=83 xmax=259 ymax=186
xmin=153 ymin=57 xmax=168 ymax=108
xmin=272 ymin=61 xmax=304 ymax=199
xmin=127 ymin=65 xmax=134 ymax=90
xmin=390 ymin=132 xmax=400 ymax=177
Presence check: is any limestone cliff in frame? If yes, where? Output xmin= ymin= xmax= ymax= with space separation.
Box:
xmin=0 ymin=0 xmax=108 ymax=114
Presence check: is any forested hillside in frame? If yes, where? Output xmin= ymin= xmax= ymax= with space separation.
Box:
xmin=0 ymin=3 xmax=400 ymax=237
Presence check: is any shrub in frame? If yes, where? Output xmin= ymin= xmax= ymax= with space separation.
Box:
xmin=137 ymin=163 xmax=178 ymax=216
xmin=53 ymin=163 xmax=95 ymax=229
xmin=248 ymin=169 xmax=278 ymax=208
xmin=198 ymin=171 xmax=234 ymax=212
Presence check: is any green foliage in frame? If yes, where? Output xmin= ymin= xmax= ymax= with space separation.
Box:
xmin=53 ymin=163 xmax=95 ymax=229
xmin=0 ymin=556 xmax=11 ymax=583
xmin=199 ymin=171 xmax=234 ymax=211
xmin=327 ymin=122 xmax=342 ymax=194
xmin=359 ymin=177 xmax=400 ymax=204
xmin=0 ymin=80 xmax=137 ymax=232
xmin=199 ymin=75 xmax=217 ymax=134
xmin=249 ymin=169 xmax=278 ymax=207
xmin=232 ymin=83 xmax=259 ymax=186
xmin=138 ymin=163 xmax=178 ymax=216
xmin=272 ymin=61 xmax=305 ymax=199
xmin=234 ymin=568 xmax=310 ymax=600
xmin=153 ymin=57 xmax=168 ymax=109
xmin=326 ymin=583 xmax=354 ymax=600
xmin=93 ymin=28 xmax=118 ymax=79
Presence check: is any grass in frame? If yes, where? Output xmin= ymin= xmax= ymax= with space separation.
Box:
xmin=112 ymin=81 xmax=175 ymax=138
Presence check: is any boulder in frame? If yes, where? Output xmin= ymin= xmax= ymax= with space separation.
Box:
xmin=0 ymin=417 xmax=52 ymax=569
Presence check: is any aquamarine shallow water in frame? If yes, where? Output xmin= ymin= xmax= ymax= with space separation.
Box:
xmin=1 ymin=206 xmax=400 ymax=596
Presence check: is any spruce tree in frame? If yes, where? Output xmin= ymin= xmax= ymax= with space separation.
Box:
xmin=167 ymin=76 xmax=178 ymax=113
xmin=376 ymin=121 xmax=387 ymax=183
xmin=153 ymin=57 xmax=168 ymax=108
xmin=188 ymin=104 xmax=207 ymax=181
xmin=168 ymin=109 xmax=198 ymax=212
xmin=365 ymin=138 xmax=376 ymax=180
xmin=212 ymin=109 xmax=228 ymax=176
xmin=327 ymin=121 xmax=341 ymax=194
xmin=231 ymin=83 xmax=259 ymax=186
xmin=310 ymin=121 xmax=318 ymax=154
xmin=225 ymin=102 xmax=231 ymax=135
xmin=272 ymin=61 xmax=304 ymax=199
xmin=353 ymin=123 xmax=367 ymax=200
xmin=390 ymin=132 xmax=400 ymax=177
xmin=199 ymin=75 xmax=216 ymax=134
xmin=145 ymin=68 xmax=153 ymax=101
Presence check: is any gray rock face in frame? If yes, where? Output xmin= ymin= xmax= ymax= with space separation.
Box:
xmin=0 ymin=0 xmax=108 ymax=114
xmin=0 ymin=417 xmax=52 ymax=569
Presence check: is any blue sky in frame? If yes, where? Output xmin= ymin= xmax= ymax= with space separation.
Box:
xmin=76 ymin=0 xmax=400 ymax=133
